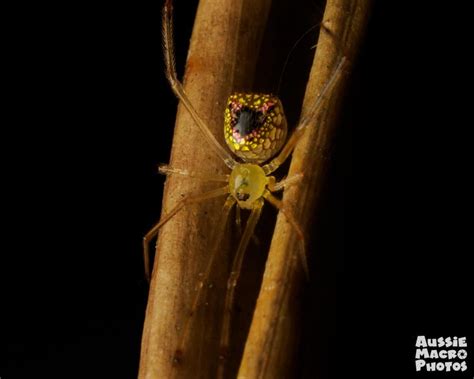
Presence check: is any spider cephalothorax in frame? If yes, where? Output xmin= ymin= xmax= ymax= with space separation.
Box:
xmin=229 ymin=163 xmax=267 ymax=208
xmin=224 ymin=93 xmax=287 ymax=163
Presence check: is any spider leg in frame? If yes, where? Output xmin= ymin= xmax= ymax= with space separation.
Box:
xmin=235 ymin=204 xmax=242 ymax=237
xmin=235 ymin=204 xmax=261 ymax=246
xmin=162 ymin=0 xmax=237 ymax=169
xmin=263 ymin=190 xmax=309 ymax=279
xmin=218 ymin=199 xmax=264 ymax=377
xmin=267 ymin=173 xmax=304 ymax=192
xmin=262 ymin=56 xmax=348 ymax=175
xmin=158 ymin=163 xmax=229 ymax=182
xmin=173 ymin=195 xmax=236 ymax=365
xmin=143 ymin=185 xmax=229 ymax=281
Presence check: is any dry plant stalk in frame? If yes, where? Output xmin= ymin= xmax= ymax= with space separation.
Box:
xmin=139 ymin=0 xmax=271 ymax=378
xmin=238 ymin=0 xmax=371 ymax=378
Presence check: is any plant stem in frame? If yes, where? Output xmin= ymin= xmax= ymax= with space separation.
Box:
xmin=238 ymin=0 xmax=371 ymax=377
xmin=138 ymin=1 xmax=271 ymax=378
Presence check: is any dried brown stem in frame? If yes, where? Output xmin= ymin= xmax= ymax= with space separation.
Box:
xmin=139 ymin=0 xmax=271 ymax=378
xmin=238 ymin=1 xmax=371 ymax=378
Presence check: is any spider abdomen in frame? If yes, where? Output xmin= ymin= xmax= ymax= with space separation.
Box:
xmin=224 ymin=93 xmax=287 ymax=164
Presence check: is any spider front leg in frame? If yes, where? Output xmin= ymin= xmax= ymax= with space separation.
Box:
xmin=143 ymin=185 xmax=229 ymax=281
xmin=262 ymin=56 xmax=348 ymax=176
xmin=162 ymin=0 xmax=237 ymax=169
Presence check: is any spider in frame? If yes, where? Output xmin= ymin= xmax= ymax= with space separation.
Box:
xmin=143 ymin=0 xmax=347 ymax=372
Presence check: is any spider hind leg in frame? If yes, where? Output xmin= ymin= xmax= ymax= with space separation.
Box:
xmin=217 ymin=198 xmax=264 ymax=378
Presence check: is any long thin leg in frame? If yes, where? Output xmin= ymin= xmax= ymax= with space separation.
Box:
xmin=235 ymin=205 xmax=260 ymax=247
xmin=235 ymin=204 xmax=242 ymax=236
xmin=263 ymin=190 xmax=309 ymax=279
xmin=143 ymin=185 xmax=229 ymax=281
xmin=267 ymin=173 xmax=304 ymax=192
xmin=162 ymin=0 xmax=237 ymax=169
xmin=218 ymin=199 xmax=264 ymax=378
xmin=173 ymin=195 xmax=236 ymax=365
xmin=159 ymin=164 xmax=229 ymax=182
xmin=262 ymin=56 xmax=348 ymax=175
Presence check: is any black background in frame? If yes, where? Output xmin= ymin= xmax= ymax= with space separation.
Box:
xmin=1 ymin=1 xmax=472 ymax=378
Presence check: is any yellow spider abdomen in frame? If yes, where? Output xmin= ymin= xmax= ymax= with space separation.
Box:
xmin=229 ymin=163 xmax=267 ymax=209
xmin=224 ymin=93 xmax=288 ymax=163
